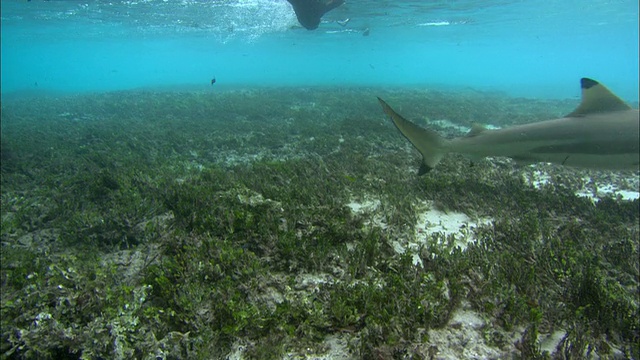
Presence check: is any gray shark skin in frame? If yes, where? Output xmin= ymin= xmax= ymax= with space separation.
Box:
xmin=378 ymin=78 xmax=639 ymax=175
xmin=286 ymin=0 xmax=344 ymax=30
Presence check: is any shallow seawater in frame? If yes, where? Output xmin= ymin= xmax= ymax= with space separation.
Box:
xmin=1 ymin=87 xmax=638 ymax=359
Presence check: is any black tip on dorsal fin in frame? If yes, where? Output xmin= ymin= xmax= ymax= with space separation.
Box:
xmin=566 ymin=77 xmax=631 ymax=117
xmin=581 ymin=77 xmax=599 ymax=90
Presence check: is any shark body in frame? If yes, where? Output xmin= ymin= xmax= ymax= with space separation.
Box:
xmin=378 ymin=78 xmax=639 ymax=175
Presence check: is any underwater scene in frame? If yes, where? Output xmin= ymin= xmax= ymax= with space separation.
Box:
xmin=1 ymin=0 xmax=639 ymax=359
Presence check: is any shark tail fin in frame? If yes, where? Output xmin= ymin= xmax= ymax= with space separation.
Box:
xmin=287 ymin=0 xmax=345 ymax=30
xmin=377 ymin=97 xmax=447 ymax=175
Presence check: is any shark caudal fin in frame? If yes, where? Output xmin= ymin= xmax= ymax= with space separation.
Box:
xmin=377 ymin=97 xmax=447 ymax=175
xmin=286 ymin=0 xmax=345 ymax=30
xmin=566 ymin=78 xmax=632 ymax=117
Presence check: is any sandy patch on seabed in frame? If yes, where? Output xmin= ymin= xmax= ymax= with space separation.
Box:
xmin=227 ymin=181 xmax=637 ymax=359
xmin=523 ymin=168 xmax=639 ymax=202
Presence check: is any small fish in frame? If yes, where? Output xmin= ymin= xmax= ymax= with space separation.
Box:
xmin=211 ymin=77 xmax=216 ymax=85
xmin=336 ymin=18 xmax=350 ymax=27
xmin=378 ymin=78 xmax=639 ymax=174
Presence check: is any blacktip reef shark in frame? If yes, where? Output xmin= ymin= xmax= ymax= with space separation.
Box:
xmin=378 ymin=78 xmax=640 ymax=175
xmin=286 ymin=0 xmax=345 ymax=30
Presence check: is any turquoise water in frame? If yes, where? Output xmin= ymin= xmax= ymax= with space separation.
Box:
xmin=1 ymin=0 xmax=638 ymax=100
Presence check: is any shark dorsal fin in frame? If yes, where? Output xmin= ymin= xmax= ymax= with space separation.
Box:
xmin=467 ymin=124 xmax=487 ymax=137
xmin=566 ymin=78 xmax=631 ymax=117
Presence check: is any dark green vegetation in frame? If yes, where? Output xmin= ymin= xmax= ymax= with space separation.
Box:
xmin=1 ymin=87 xmax=638 ymax=359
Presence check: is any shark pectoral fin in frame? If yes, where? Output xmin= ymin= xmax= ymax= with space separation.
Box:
xmin=377 ymin=97 xmax=447 ymax=174
xmin=566 ymin=78 xmax=632 ymax=117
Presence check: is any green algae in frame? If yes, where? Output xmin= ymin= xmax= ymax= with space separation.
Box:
xmin=1 ymin=87 xmax=638 ymax=359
